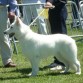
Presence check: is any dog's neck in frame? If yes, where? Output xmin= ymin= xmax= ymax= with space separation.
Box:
xmin=14 ymin=17 xmax=35 ymax=40
xmin=15 ymin=23 xmax=33 ymax=40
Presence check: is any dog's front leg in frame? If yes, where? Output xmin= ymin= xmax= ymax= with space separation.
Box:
xmin=29 ymin=58 xmax=40 ymax=76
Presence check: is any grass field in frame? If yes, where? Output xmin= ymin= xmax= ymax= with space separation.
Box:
xmin=0 ymin=25 xmax=83 ymax=83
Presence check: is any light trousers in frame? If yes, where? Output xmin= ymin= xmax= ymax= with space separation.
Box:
xmin=0 ymin=6 xmax=12 ymax=65
xmin=22 ymin=0 xmax=48 ymax=34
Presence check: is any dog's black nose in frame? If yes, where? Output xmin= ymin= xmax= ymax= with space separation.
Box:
xmin=4 ymin=31 xmax=7 ymax=34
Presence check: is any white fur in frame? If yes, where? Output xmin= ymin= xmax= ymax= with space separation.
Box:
xmin=4 ymin=16 xmax=81 ymax=76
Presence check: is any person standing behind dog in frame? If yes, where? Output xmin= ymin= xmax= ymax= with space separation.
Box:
xmin=21 ymin=0 xmax=48 ymax=34
xmin=0 ymin=0 xmax=18 ymax=67
xmin=44 ymin=0 xmax=67 ymax=70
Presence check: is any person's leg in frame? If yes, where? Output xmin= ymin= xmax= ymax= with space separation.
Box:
xmin=49 ymin=9 xmax=62 ymax=34
xmin=61 ymin=5 xmax=67 ymax=34
xmin=43 ymin=9 xmax=65 ymax=69
xmin=0 ymin=7 xmax=16 ymax=67
xmin=32 ymin=3 xmax=48 ymax=34
xmin=51 ymin=6 xmax=67 ymax=68
xmin=0 ymin=37 xmax=12 ymax=65
xmin=22 ymin=5 xmax=32 ymax=25
xmin=22 ymin=0 xmax=48 ymax=34
xmin=44 ymin=7 xmax=68 ymax=69
xmin=53 ymin=57 xmax=65 ymax=66
xmin=50 ymin=6 xmax=67 ymax=68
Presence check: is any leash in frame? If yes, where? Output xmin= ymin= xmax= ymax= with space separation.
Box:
xmin=29 ymin=9 xmax=45 ymax=27
xmin=29 ymin=5 xmax=55 ymax=27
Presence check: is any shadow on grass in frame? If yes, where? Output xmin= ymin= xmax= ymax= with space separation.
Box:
xmin=45 ymin=72 xmax=72 ymax=76
xmin=0 ymin=75 xmax=29 ymax=81
xmin=0 ymin=66 xmax=3 ymax=68
xmin=12 ymin=67 xmax=31 ymax=74
xmin=39 ymin=67 xmax=74 ymax=76
xmin=0 ymin=67 xmax=74 ymax=80
xmin=0 ymin=68 xmax=31 ymax=80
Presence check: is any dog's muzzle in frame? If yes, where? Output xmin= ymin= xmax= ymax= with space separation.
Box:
xmin=4 ymin=31 xmax=15 ymax=37
xmin=9 ymin=33 xmax=15 ymax=37
xmin=4 ymin=31 xmax=7 ymax=34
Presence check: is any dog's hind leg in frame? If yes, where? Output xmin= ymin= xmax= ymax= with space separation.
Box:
xmin=60 ymin=61 xmax=69 ymax=74
xmin=56 ymin=55 xmax=70 ymax=74
xmin=69 ymin=59 xmax=81 ymax=75
xmin=56 ymin=53 xmax=70 ymax=73
xmin=74 ymin=60 xmax=81 ymax=75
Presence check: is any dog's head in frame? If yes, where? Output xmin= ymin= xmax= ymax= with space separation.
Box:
xmin=4 ymin=16 xmax=22 ymax=38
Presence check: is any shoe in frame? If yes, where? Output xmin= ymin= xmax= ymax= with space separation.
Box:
xmin=50 ymin=65 xmax=65 ymax=71
xmin=47 ymin=63 xmax=59 ymax=68
xmin=43 ymin=63 xmax=59 ymax=69
xmin=4 ymin=62 xmax=16 ymax=67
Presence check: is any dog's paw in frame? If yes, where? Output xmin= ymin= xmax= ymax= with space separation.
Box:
xmin=27 ymin=73 xmax=32 ymax=77
xmin=26 ymin=73 xmax=33 ymax=77
xmin=75 ymin=72 xmax=81 ymax=75
xmin=27 ymin=73 xmax=37 ymax=77
xmin=60 ymin=70 xmax=65 ymax=73
xmin=60 ymin=70 xmax=68 ymax=74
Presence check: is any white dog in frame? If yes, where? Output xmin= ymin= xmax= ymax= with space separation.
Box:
xmin=4 ymin=16 xmax=81 ymax=76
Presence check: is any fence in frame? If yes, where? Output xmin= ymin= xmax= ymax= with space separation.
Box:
xmin=66 ymin=1 xmax=83 ymax=39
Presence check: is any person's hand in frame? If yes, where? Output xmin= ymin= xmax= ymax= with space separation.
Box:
xmin=44 ymin=2 xmax=55 ymax=9
xmin=8 ymin=12 xmax=15 ymax=23
xmin=8 ymin=12 xmax=15 ymax=20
